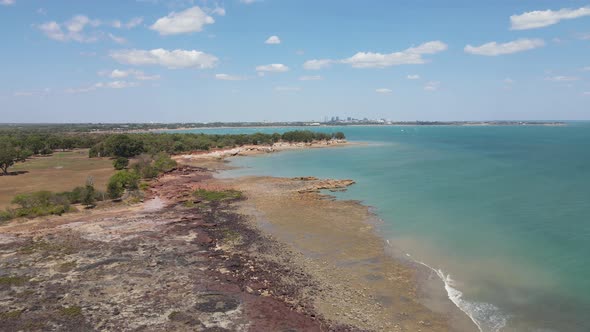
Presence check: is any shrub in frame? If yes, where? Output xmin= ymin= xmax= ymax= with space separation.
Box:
xmin=107 ymin=171 xmax=140 ymax=199
xmin=10 ymin=191 xmax=72 ymax=218
xmin=153 ymin=153 xmax=177 ymax=173
xmin=113 ymin=157 xmax=129 ymax=170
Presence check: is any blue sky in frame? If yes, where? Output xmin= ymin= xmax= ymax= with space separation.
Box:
xmin=0 ymin=0 xmax=589 ymax=123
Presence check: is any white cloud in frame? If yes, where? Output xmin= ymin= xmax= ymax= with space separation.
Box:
xmin=582 ymin=66 xmax=590 ymax=71
xmin=95 ymin=81 xmax=139 ymax=89
xmin=215 ymin=74 xmax=246 ymax=81
xmin=240 ymin=0 xmax=258 ymax=4
xmin=66 ymin=80 xmax=139 ymax=94
xmin=583 ymin=91 xmax=590 ymax=96
xmin=303 ymin=41 xmax=447 ymax=70
xmin=265 ymin=35 xmax=281 ymax=44
xmin=0 ymin=0 xmax=15 ymax=6
xmin=464 ymin=39 xmax=545 ymax=56
xmin=341 ymin=41 xmax=448 ymax=68
xmin=375 ymin=88 xmax=392 ymax=94
xmin=299 ymin=75 xmax=323 ymax=81
xmin=38 ymin=15 xmax=101 ymax=42
xmin=99 ymin=69 xmax=161 ymax=81
xmin=110 ymin=49 xmax=218 ymax=69
xmin=545 ymin=76 xmax=579 ymax=82
xmin=150 ymin=6 xmax=214 ymax=35
xmin=38 ymin=15 xmax=141 ymax=43
xmin=212 ymin=7 xmax=226 ymax=16
xmin=407 ymin=74 xmax=420 ymax=80
xmin=256 ymin=63 xmax=289 ymax=73
xmin=108 ymin=33 xmax=126 ymax=44
xmin=303 ymin=59 xmax=333 ymax=70
xmin=510 ymin=6 xmax=590 ymax=30
xmin=274 ymin=86 xmax=301 ymax=92
xmin=504 ymin=78 xmax=515 ymax=84
xmin=424 ymin=81 xmax=440 ymax=91
xmin=122 ymin=17 xmax=143 ymax=28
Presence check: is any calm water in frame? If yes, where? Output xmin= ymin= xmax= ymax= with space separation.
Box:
xmin=179 ymin=124 xmax=590 ymax=332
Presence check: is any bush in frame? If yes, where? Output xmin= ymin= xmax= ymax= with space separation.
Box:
xmin=153 ymin=153 xmax=177 ymax=173
xmin=10 ymin=191 xmax=72 ymax=218
xmin=113 ymin=157 xmax=129 ymax=170
xmin=107 ymin=171 xmax=140 ymax=199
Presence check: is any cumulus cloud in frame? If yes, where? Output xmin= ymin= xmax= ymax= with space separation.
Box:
xmin=303 ymin=59 xmax=333 ymax=70
xmin=464 ymin=39 xmax=545 ymax=56
xmin=108 ymin=33 xmax=126 ymax=44
xmin=256 ymin=63 xmax=289 ymax=73
xmin=38 ymin=15 xmax=101 ymax=42
xmin=38 ymin=15 xmax=141 ymax=42
xmin=215 ymin=74 xmax=246 ymax=81
xmin=265 ymin=35 xmax=281 ymax=44
xmin=100 ymin=69 xmax=160 ymax=81
xmin=150 ymin=6 xmax=215 ymax=35
xmin=66 ymin=80 xmax=139 ymax=94
xmin=0 ymin=0 xmax=15 ymax=6
xmin=375 ymin=88 xmax=392 ymax=94
xmin=510 ymin=6 xmax=590 ymax=30
xmin=545 ymin=76 xmax=579 ymax=82
xmin=424 ymin=81 xmax=440 ymax=91
xmin=110 ymin=49 xmax=219 ymax=69
xmin=407 ymin=74 xmax=420 ymax=80
xmin=303 ymin=41 xmax=447 ymax=70
xmin=299 ymin=75 xmax=323 ymax=81
xmin=95 ymin=81 xmax=139 ymax=89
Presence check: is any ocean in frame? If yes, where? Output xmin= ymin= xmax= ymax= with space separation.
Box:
xmin=176 ymin=124 xmax=590 ymax=332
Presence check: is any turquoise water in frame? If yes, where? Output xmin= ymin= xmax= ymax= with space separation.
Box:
xmin=180 ymin=124 xmax=590 ymax=332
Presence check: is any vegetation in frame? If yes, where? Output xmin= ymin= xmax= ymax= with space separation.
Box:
xmin=112 ymin=157 xmax=129 ymax=170
xmin=0 ymin=140 xmax=32 ymax=175
xmin=0 ymin=180 xmax=106 ymax=222
xmin=0 ymin=130 xmax=345 ymax=164
xmin=107 ymin=171 xmax=140 ymax=199
xmin=193 ymin=189 xmax=243 ymax=202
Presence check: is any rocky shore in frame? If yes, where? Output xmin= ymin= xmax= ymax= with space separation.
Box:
xmin=0 ymin=150 xmax=476 ymax=331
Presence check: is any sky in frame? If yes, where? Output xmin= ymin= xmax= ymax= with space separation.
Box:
xmin=0 ymin=0 xmax=590 ymax=123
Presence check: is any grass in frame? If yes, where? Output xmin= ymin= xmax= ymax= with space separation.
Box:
xmin=0 ymin=275 xmax=28 ymax=286
xmin=0 ymin=149 xmax=114 ymax=209
xmin=193 ymin=189 xmax=242 ymax=202
xmin=59 ymin=306 xmax=82 ymax=318
xmin=0 ymin=309 xmax=23 ymax=320
xmin=57 ymin=261 xmax=77 ymax=273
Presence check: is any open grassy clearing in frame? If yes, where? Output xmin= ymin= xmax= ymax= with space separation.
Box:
xmin=0 ymin=150 xmax=114 ymax=209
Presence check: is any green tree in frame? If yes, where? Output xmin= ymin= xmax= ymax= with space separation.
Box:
xmin=82 ymin=177 xmax=96 ymax=208
xmin=107 ymin=171 xmax=140 ymax=199
xmin=113 ymin=157 xmax=129 ymax=170
xmin=104 ymin=134 xmax=144 ymax=158
xmin=0 ymin=141 xmax=18 ymax=175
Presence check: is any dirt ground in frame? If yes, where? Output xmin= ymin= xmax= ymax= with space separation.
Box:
xmin=0 ymin=150 xmax=115 ymax=209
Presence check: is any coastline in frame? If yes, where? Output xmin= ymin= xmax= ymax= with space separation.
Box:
xmin=188 ymin=142 xmax=479 ymax=331
xmin=0 ymin=140 xmax=478 ymax=331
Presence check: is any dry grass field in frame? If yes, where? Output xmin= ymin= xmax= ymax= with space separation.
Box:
xmin=0 ymin=149 xmax=115 ymax=209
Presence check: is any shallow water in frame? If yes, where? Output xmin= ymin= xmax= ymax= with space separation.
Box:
xmin=181 ymin=124 xmax=590 ymax=332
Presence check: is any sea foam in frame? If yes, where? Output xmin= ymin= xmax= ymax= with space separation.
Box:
xmin=407 ymin=254 xmax=509 ymax=332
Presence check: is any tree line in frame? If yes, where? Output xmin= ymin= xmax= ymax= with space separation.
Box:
xmin=1 ymin=130 xmax=344 ymax=174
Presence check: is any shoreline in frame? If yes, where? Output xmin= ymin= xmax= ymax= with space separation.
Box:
xmin=203 ymin=145 xmax=479 ymax=331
